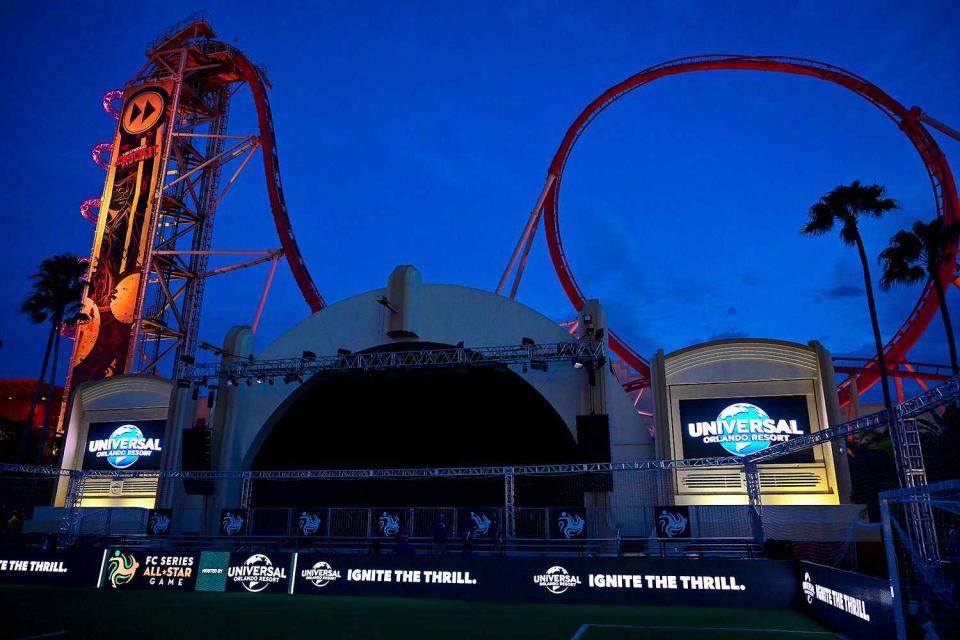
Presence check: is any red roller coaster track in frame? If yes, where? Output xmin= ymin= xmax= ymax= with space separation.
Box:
xmin=533 ymin=55 xmax=959 ymax=405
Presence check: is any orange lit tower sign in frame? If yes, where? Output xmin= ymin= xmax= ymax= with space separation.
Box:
xmin=65 ymin=15 xmax=325 ymax=405
xmin=72 ymin=84 xmax=173 ymax=384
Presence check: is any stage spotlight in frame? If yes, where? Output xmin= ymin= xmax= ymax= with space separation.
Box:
xmin=255 ymin=375 xmax=264 ymax=384
xmin=301 ymin=350 xmax=316 ymax=361
xmin=226 ymin=375 xmax=238 ymax=387
xmin=573 ymin=359 xmax=585 ymax=369
xmin=521 ymin=337 xmax=536 ymax=347
xmin=530 ymin=360 xmax=548 ymax=372
xmin=267 ymin=377 xmax=274 ymax=385
xmin=245 ymin=377 xmax=253 ymax=386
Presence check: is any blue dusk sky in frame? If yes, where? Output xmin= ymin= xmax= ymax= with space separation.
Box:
xmin=1 ymin=1 xmax=958 ymax=400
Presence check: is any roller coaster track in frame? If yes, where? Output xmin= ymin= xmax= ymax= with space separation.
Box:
xmin=503 ymin=55 xmax=959 ymax=405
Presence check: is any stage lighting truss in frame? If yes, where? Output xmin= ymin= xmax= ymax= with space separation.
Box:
xmin=182 ymin=340 xmax=606 ymax=385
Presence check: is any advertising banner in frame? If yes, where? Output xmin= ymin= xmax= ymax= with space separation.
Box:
xmin=296 ymin=509 xmax=326 ymax=537
xmin=0 ymin=549 xmax=102 ymax=587
xmin=146 ymin=509 xmax=173 ymax=536
xmin=655 ymin=506 xmax=691 ymax=539
xmin=374 ymin=509 xmax=407 ymax=538
xmin=798 ymin=562 xmax=896 ymax=640
xmin=457 ymin=509 xmax=500 ymax=539
xmin=220 ymin=509 xmax=248 ymax=536
xmin=99 ymin=548 xmax=199 ymax=591
xmin=71 ymin=82 xmax=174 ymax=385
xmin=82 ymin=419 xmax=165 ymax=471
xmin=195 ymin=551 xmax=230 ymax=592
xmin=549 ymin=508 xmax=588 ymax=540
xmin=679 ymin=395 xmax=813 ymax=462
xmin=291 ymin=555 xmax=796 ymax=608
xmin=226 ymin=552 xmax=292 ymax=594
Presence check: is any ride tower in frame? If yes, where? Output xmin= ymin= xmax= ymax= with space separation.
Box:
xmin=67 ymin=15 xmax=324 ymax=411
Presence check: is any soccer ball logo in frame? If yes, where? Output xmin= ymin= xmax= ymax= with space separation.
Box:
xmin=379 ymin=512 xmax=400 ymax=537
xmin=107 ymin=550 xmax=139 ymax=589
xmin=557 ymin=512 xmax=585 ymax=538
xmin=299 ymin=512 xmax=321 ymax=536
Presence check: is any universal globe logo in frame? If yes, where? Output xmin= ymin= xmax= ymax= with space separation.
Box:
xmin=687 ymin=403 xmax=802 ymax=456
xmin=533 ymin=566 xmax=581 ymax=594
xmin=87 ymin=424 xmax=162 ymax=469
xmin=301 ymin=561 xmax=341 ymax=588
xmin=228 ymin=554 xmax=287 ymax=593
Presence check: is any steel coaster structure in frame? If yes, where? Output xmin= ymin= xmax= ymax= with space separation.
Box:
xmin=183 ymin=340 xmax=606 ymax=385
xmin=498 ymin=54 xmax=960 ymax=404
xmin=65 ymin=14 xmax=326 ymax=409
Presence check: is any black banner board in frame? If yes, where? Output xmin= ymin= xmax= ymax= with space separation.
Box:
xmin=655 ymin=506 xmax=691 ymax=539
xmin=291 ymin=554 xmax=796 ymax=608
xmin=99 ymin=548 xmax=199 ymax=591
xmin=549 ymin=508 xmax=588 ymax=540
xmin=457 ymin=509 xmax=500 ymax=539
xmin=0 ymin=549 xmax=102 ymax=587
xmin=146 ymin=509 xmax=173 ymax=536
xmin=296 ymin=509 xmax=326 ymax=536
xmin=374 ymin=509 xmax=407 ymax=538
xmin=798 ymin=562 xmax=896 ymax=640
xmin=219 ymin=509 xmax=247 ymax=536
xmin=226 ymin=552 xmax=292 ymax=594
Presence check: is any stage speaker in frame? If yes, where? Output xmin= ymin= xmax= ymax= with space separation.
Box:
xmin=577 ymin=415 xmax=612 ymax=492
xmin=576 ymin=414 xmax=611 ymax=463
xmin=182 ymin=426 xmax=214 ymax=495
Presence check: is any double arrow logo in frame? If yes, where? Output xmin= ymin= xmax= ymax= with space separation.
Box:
xmin=122 ymin=89 xmax=165 ymax=135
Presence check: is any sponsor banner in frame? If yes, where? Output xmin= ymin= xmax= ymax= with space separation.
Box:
xmin=374 ymin=509 xmax=407 ymax=538
xmin=0 ymin=549 xmax=102 ymax=586
xmin=655 ymin=506 xmax=691 ymax=539
xmin=679 ymin=395 xmax=813 ymax=462
xmin=798 ymin=562 xmax=896 ymax=640
xmin=549 ymin=508 xmax=588 ymax=540
xmin=195 ymin=551 xmax=230 ymax=592
xmin=82 ymin=420 xmax=165 ymax=471
xmin=100 ymin=549 xmax=198 ymax=590
xmin=220 ymin=509 xmax=247 ymax=536
xmin=71 ymin=81 xmax=174 ymax=386
xmin=146 ymin=509 xmax=173 ymax=536
xmin=226 ymin=552 xmax=292 ymax=594
xmin=457 ymin=509 xmax=500 ymax=539
xmin=292 ymin=555 xmax=795 ymax=608
xmin=296 ymin=509 xmax=326 ymax=537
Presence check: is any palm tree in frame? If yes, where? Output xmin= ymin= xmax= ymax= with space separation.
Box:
xmin=802 ymin=181 xmax=899 ymax=418
xmin=18 ymin=254 xmax=88 ymax=463
xmin=879 ymin=217 xmax=960 ymax=375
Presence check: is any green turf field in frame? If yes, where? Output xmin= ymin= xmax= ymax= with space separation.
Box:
xmin=3 ymin=585 xmax=836 ymax=640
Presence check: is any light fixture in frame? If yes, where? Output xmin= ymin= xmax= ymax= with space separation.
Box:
xmin=521 ymin=337 xmax=536 ymax=347
xmin=245 ymin=377 xmax=253 ymax=387
xmin=177 ymin=379 xmax=191 ymax=389
xmin=301 ymin=350 xmax=317 ymax=361
xmin=376 ymin=296 xmax=399 ymax=313
xmin=255 ymin=376 xmax=264 ymax=384
xmin=337 ymin=348 xmax=352 ymax=356
xmin=267 ymin=377 xmax=274 ymax=385
xmin=573 ymin=359 xmax=585 ymax=370
xmin=226 ymin=375 xmax=238 ymax=387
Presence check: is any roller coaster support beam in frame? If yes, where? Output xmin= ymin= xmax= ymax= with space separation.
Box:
xmin=917 ymin=111 xmax=960 ymax=143
xmin=496 ymin=173 xmax=556 ymax=297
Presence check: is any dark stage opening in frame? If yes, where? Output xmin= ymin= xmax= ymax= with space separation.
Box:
xmin=249 ymin=343 xmax=591 ymax=509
